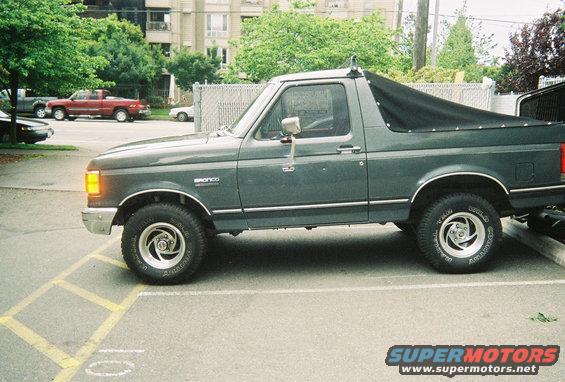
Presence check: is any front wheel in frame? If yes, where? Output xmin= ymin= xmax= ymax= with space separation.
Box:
xmin=52 ymin=107 xmax=66 ymax=121
xmin=177 ymin=112 xmax=188 ymax=122
xmin=122 ymin=203 xmax=207 ymax=284
xmin=417 ymin=193 xmax=501 ymax=273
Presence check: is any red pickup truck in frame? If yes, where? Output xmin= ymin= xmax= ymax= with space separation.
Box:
xmin=46 ymin=90 xmax=151 ymax=122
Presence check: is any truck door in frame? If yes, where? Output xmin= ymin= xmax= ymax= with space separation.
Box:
xmin=85 ymin=90 xmax=103 ymax=115
xmin=238 ymin=79 xmax=368 ymax=228
xmin=67 ymin=91 xmax=90 ymax=115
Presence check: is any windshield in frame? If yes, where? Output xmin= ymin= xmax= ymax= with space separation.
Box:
xmin=226 ymin=83 xmax=278 ymax=137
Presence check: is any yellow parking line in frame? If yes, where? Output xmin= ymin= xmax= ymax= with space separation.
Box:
xmin=2 ymin=237 xmax=120 ymax=318
xmin=53 ymin=283 xmax=147 ymax=382
xmin=2 ymin=317 xmax=79 ymax=369
xmin=53 ymin=279 xmax=123 ymax=312
xmin=91 ymin=253 xmax=129 ymax=270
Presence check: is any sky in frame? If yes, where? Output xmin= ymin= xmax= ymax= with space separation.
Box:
xmin=401 ymin=0 xmax=563 ymax=61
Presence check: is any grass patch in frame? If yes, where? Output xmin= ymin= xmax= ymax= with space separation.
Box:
xmin=0 ymin=143 xmax=78 ymax=151
xmin=529 ymin=312 xmax=558 ymax=323
xmin=148 ymin=108 xmax=172 ymax=120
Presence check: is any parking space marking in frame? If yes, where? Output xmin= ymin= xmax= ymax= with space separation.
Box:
xmin=53 ymin=279 xmax=124 ymax=312
xmin=139 ymin=279 xmax=565 ymax=297
xmin=53 ymin=283 xmax=146 ymax=382
xmin=0 ymin=236 xmax=147 ymax=382
xmin=2 ymin=317 xmax=79 ymax=369
xmin=91 ymin=253 xmax=129 ymax=270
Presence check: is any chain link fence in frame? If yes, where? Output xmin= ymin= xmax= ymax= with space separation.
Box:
xmin=193 ymin=81 xmax=496 ymax=132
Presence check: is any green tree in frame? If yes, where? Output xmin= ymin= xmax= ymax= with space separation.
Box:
xmin=0 ymin=0 xmax=106 ymax=144
xmin=166 ymin=48 xmax=221 ymax=92
xmin=87 ymin=15 xmax=165 ymax=98
xmin=437 ymin=15 xmax=477 ymax=71
xmin=227 ymin=8 xmax=398 ymax=82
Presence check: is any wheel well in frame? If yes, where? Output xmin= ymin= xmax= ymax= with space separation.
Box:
xmin=113 ymin=107 xmax=128 ymax=114
xmin=410 ymin=175 xmax=512 ymax=221
xmin=33 ymin=103 xmax=46 ymax=110
xmin=115 ymin=191 xmax=214 ymax=230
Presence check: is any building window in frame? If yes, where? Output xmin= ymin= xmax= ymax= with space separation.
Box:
xmin=207 ymin=47 xmax=228 ymax=68
xmin=206 ymin=14 xmax=228 ymax=37
xmin=147 ymin=9 xmax=171 ymax=31
xmin=153 ymin=43 xmax=171 ymax=57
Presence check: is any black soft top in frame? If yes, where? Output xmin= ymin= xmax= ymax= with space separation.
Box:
xmin=365 ymin=71 xmax=550 ymax=132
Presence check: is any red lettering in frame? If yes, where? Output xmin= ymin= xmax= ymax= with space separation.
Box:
xmin=483 ymin=348 xmax=499 ymax=363
xmin=499 ymin=347 xmax=514 ymax=363
xmin=541 ymin=347 xmax=559 ymax=364
xmin=512 ymin=348 xmax=528 ymax=363
xmin=464 ymin=347 xmax=484 ymax=363
xmin=527 ymin=347 xmax=544 ymax=363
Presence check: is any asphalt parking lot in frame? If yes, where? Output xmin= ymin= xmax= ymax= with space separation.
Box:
xmin=0 ymin=119 xmax=564 ymax=381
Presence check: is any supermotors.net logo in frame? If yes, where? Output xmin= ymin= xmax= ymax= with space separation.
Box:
xmin=385 ymin=345 xmax=560 ymax=377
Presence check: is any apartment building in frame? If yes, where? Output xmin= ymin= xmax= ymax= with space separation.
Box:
xmin=145 ymin=0 xmax=400 ymax=67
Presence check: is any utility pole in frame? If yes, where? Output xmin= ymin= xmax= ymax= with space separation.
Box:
xmin=430 ymin=0 xmax=440 ymax=67
xmin=395 ymin=0 xmax=404 ymax=41
xmin=413 ymin=0 xmax=430 ymax=70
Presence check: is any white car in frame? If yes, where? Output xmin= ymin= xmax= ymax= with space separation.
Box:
xmin=169 ymin=106 xmax=194 ymax=122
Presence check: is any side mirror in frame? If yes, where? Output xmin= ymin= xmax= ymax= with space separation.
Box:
xmin=281 ymin=117 xmax=301 ymax=136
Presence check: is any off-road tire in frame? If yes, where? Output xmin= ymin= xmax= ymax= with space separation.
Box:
xmin=417 ymin=193 xmax=501 ymax=273
xmin=114 ymin=109 xmax=129 ymax=123
xmin=122 ymin=203 xmax=207 ymax=284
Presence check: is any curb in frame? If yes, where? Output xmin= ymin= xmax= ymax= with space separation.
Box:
xmin=502 ymin=219 xmax=565 ymax=267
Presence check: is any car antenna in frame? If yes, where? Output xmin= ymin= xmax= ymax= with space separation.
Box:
xmin=347 ymin=54 xmax=361 ymax=77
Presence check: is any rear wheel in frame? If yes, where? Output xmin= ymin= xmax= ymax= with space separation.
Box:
xmin=33 ymin=105 xmax=46 ymax=119
xmin=122 ymin=203 xmax=207 ymax=284
xmin=177 ymin=112 xmax=188 ymax=122
xmin=52 ymin=107 xmax=66 ymax=121
xmin=114 ymin=109 xmax=129 ymax=122
xmin=417 ymin=193 xmax=501 ymax=273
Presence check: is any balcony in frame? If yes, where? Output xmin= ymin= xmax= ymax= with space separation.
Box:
xmin=145 ymin=0 xmax=171 ymax=8
xmin=147 ymin=21 xmax=171 ymax=31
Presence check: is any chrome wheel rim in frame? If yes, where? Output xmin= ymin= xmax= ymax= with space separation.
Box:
xmin=53 ymin=109 xmax=64 ymax=120
xmin=438 ymin=212 xmax=486 ymax=258
xmin=138 ymin=223 xmax=186 ymax=269
xmin=116 ymin=111 xmax=127 ymax=122
xmin=36 ymin=108 xmax=46 ymax=118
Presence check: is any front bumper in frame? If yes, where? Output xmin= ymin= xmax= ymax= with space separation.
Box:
xmin=82 ymin=207 xmax=118 ymax=235
xmin=138 ymin=109 xmax=151 ymax=118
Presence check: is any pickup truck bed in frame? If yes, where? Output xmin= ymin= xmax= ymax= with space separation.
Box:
xmin=81 ymin=67 xmax=564 ymax=284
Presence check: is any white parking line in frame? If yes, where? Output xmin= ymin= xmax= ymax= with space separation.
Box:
xmin=139 ymin=279 xmax=565 ymax=297
xmin=98 ymin=349 xmax=145 ymax=354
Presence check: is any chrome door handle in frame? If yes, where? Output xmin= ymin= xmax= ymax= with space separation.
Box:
xmin=337 ymin=145 xmax=361 ymax=154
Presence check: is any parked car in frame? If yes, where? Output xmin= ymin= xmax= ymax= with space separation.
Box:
xmin=0 ymin=110 xmax=54 ymax=143
xmin=517 ymin=81 xmax=565 ymax=240
xmin=46 ymin=90 xmax=151 ymax=122
xmin=0 ymin=89 xmax=56 ymax=118
xmin=81 ymin=66 xmax=564 ymax=284
xmin=169 ymin=106 xmax=194 ymax=122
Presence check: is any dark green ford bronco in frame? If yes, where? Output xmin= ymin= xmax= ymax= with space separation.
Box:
xmin=82 ymin=67 xmax=565 ymax=284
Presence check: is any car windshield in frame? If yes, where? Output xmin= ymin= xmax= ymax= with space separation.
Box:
xmin=225 ymin=83 xmax=277 ymax=137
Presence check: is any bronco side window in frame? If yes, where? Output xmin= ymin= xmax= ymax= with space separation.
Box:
xmin=255 ymin=83 xmax=351 ymax=140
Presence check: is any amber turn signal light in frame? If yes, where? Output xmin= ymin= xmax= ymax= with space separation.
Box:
xmin=85 ymin=170 xmax=100 ymax=195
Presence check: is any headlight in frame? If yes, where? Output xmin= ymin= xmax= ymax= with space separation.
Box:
xmin=85 ymin=170 xmax=100 ymax=195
